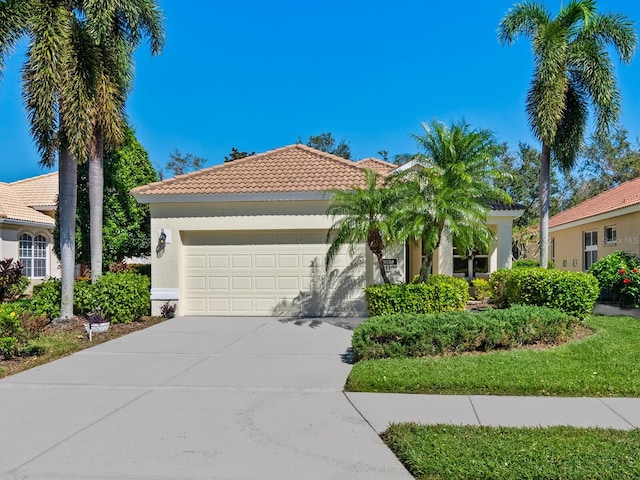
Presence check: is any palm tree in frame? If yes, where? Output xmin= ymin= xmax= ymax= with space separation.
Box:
xmin=83 ymin=1 xmax=163 ymax=281
xmin=326 ymin=169 xmax=398 ymax=284
xmin=1 ymin=1 xmax=97 ymax=320
xmin=498 ymin=0 xmax=637 ymax=268
xmin=395 ymin=120 xmax=511 ymax=283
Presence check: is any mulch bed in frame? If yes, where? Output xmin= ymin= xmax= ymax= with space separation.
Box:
xmin=0 ymin=316 xmax=166 ymax=379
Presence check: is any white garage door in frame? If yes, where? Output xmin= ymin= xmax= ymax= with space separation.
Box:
xmin=182 ymin=230 xmax=366 ymax=316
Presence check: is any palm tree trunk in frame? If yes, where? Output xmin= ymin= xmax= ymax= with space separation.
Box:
xmin=539 ymin=143 xmax=551 ymax=269
xmin=89 ymin=130 xmax=104 ymax=282
xmin=374 ymin=251 xmax=391 ymax=284
xmin=419 ymin=238 xmax=440 ymax=283
xmin=58 ymin=147 xmax=77 ymax=321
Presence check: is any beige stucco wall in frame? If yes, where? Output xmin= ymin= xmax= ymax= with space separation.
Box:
xmin=406 ymin=215 xmax=517 ymax=279
xmin=0 ymin=224 xmax=60 ymax=283
xmin=149 ymin=199 xmax=386 ymax=315
xmin=551 ymin=210 xmax=640 ymax=272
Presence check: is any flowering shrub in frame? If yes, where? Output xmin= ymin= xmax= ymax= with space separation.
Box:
xmin=619 ymin=267 xmax=640 ymax=308
xmin=589 ymin=250 xmax=640 ymax=303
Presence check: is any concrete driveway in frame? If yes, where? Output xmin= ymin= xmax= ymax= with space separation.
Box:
xmin=0 ymin=316 xmax=412 ymax=480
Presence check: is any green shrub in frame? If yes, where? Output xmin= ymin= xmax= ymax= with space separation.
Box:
xmin=32 ymin=273 xmax=150 ymax=322
xmin=351 ymin=305 xmax=577 ymax=361
xmin=471 ymin=278 xmax=491 ymax=302
xmin=589 ymin=251 xmax=640 ymax=306
xmin=92 ymin=272 xmax=150 ymax=323
xmin=73 ymin=279 xmax=94 ymax=315
xmin=512 ymin=259 xmax=540 ymax=268
xmin=491 ymin=268 xmax=599 ymax=318
xmin=365 ymin=275 xmax=469 ymax=315
xmin=0 ymin=303 xmax=27 ymax=359
xmin=31 ymin=278 xmax=62 ymax=319
xmin=513 ymin=259 xmax=555 ymax=269
xmin=127 ymin=263 xmax=151 ymax=278
xmin=6 ymin=276 xmax=30 ymax=301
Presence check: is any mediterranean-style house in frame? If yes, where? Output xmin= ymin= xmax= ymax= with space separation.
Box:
xmin=132 ymin=144 xmax=523 ymax=317
xmin=0 ymin=172 xmax=60 ymax=283
xmin=550 ymin=176 xmax=640 ymax=272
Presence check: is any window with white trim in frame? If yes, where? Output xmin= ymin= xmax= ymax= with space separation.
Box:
xmin=19 ymin=234 xmax=47 ymax=278
xmin=583 ymin=231 xmax=597 ymax=271
xmin=604 ymin=225 xmax=617 ymax=244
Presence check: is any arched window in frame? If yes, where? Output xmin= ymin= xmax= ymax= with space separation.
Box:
xmin=19 ymin=234 xmax=48 ymax=278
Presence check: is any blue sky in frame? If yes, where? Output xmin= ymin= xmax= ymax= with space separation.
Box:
xmin=1 ymin=0 xmax=639 ymax=182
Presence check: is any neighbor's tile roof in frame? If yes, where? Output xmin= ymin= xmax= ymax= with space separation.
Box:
xmin=0 ymin=172 xmax=58 ymax=226
xmin=550 ymin=176 xmax=640 ymax=228
xmin=355 ymin=157 xmax=398 ymax=175
xmin=132 ymin=144 xmax=385 ymax=196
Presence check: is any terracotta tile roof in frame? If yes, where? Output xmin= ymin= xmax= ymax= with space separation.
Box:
xmin=355 ymin=157 xmax=397 ymax=175
xmin=132 ymin=144 xmax=385 ymax=196
xmin=550 ymin=176 xmax=640 ymax=228
xmin=0 ymin=172 xmax=58 ymax=226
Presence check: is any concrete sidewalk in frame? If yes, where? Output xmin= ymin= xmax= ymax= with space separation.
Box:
xmin=347 ymin=392 xmax=640 ymax=433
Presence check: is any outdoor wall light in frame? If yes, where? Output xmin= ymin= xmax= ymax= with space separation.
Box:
xmin=156 ymin=229 xmax=167 ymax=257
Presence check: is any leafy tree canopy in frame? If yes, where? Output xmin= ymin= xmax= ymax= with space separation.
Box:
xmin=566 ymin=128 xmax=640 ymax=207
xmin=306 ymin=132 xmax=351 ymax=159
xmin=162 ymin=149 xmax=207 ymax=178
xmin=55 ymin=128 xmax=158 ymax=268
xmin=224 ymin=147 xmax=255 ymax=162
xmin=495 ymin=143 xmax=561 ymax=228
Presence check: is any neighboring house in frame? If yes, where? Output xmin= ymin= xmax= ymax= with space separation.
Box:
xmin=0 ymin=172 xmax=60 ymax=283
xmin=132 ymin=144 xmax=523 ymax=317
xmin=550 ymin=176 xmax=640 ymax=272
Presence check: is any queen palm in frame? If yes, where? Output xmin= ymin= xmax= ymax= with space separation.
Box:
xmin=1 ymin=0 xmax=163 ymax=317
xmin=1 ymin=1 xmax=97 ymax=320
xmin=498 ymin=0 xmax=636 ymax=268
xmin=395 ymin=120 xmax=511 ymax=283
xmin=326 ymin=169 xmax=398 ymax=284
xmin=83 ymin=0 xmax=163 ymax=281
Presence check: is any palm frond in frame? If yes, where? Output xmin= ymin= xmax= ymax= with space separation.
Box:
xmin=0 ymin=0 xmax=30 ymax=76
xmin=498 ymin=1 xmax=550 ymax=45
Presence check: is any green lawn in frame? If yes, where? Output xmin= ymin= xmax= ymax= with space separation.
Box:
xmin=346 ymin=315 xmax=640 ymax=397
xmin=383 ymin=423 xmax=640 ymax=479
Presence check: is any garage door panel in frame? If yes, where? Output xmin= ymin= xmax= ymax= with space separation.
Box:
xmin=255 ymin=255 xmax=276 ymax=268
xmin=185 ymin=297 xmax=207 ymax=314
xmin=209 ymin=298 xmax=229 ymax=311
xmin=278 ymin=276 xmax=299 ymax=290
xmin=231 ymin=276 xmax=252 ymax=290
xmin=231 ymin=255 xmax=252 ymax=268
xmin=255 ymin=276 xmax=276 ymax=290
xmin=208 ymin=255 xmax=228 ymax=268
xmin=185 ymin=255 xmax=206 ymax=269
xmin=278 ymin=255 xmax=299 ymax=268
xmin=185 ymin=276 xmax=206 ymax=290
xmin=231 ymin=298 xmax=253 ymax=312
xmin=208 ymin=277 xmax=228 ymax=290
xmin=255 ymin=298 xmax=277 ymax=312
xmin=182 ymin=230 xmax=366 ymax=316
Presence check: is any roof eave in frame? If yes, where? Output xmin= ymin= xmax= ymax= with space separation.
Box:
xmin=550 ymin=203 xmax=640 ymax=232
xmin=0 ymin=218 xmax=56 ymax=229
xmin=133 ymin=191 xmax=331 ymax=204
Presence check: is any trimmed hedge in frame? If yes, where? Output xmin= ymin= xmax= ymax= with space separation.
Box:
xmin=490 ymin=268 xmax=599 ymax=319
xmin=351 ymin=305 xmax=578 ymax=361
xmin=365 ymin=275 xmax=469 ymax=315
xmin=32 ymin=272 xmax=150 ymax=323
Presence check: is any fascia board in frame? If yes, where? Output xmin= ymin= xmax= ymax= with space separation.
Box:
xmin=0 ymin=218 xmax=55 ymax=229
xmin=134 ymin=191 xmax=330 ymax=204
